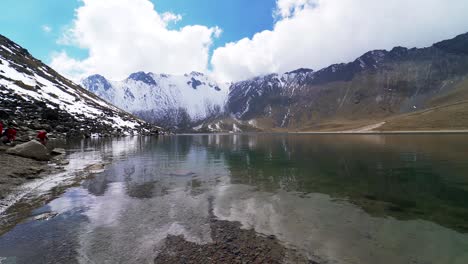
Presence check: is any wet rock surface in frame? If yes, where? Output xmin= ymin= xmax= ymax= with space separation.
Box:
xmin=0 ymin=151 xmax=47 ymax=199
xmin=155 ymin=199 xmax=315 ymax=264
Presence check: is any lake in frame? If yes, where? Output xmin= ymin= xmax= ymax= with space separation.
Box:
xmin=1 ymin=134 xmax=468 ymax=263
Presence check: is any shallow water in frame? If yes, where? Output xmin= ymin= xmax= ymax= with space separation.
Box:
xmin=1 ymin=134 xmax=468 ymax=263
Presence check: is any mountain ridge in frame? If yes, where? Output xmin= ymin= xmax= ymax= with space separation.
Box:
xmin=200 ymin=31 xmax=468 ymax=132
xmin=82 ymin=32 xmax=468 ymax=133
xmin=0 ymin=34 xmax=160 ymax=139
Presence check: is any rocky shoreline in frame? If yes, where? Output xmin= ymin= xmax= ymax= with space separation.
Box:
xmin=0 ymin=145 xmax=67 ymax=200
xmin=0 ymin=142 xmax=110 ymax=236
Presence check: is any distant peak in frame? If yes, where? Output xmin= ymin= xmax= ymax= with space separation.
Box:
xmin=285 ymin=68 xmax=314 ymax=75
xmin=354 ymin=50 xmax=388 ymax=69
xmin=360 ymin=50 xmax=388 ymax=60
xmin=190 ymin=71 xmax=204 ymax=77
xmin=434 ymin=32 xmax=468 ymax=55
xmin=82 ymin=74 xmax=112 ymax=91
xmin=86 ymin=74 xmax=107 ymax=80
xmin=127 ymin=71 xmax=157 ymax=86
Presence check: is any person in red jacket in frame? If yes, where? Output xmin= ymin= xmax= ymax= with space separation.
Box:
xmin=0 ymin=122 xmax=3 ymax=136
xmin=37 ymin=130 xmax=49 ymax=145
xmin=2 ymin=127 xmax=17 ymax=144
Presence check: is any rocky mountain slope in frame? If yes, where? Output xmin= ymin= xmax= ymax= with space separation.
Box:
xmin=0 ymin=34 xmax=159 ymax=139
xmin=82 ymin=71 xmax=228 ymax=130
xmin=198 ymin=32 xmax=468 ymax=132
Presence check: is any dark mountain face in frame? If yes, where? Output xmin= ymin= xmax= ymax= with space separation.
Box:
xmin=285 ymin=68 xmax=313 ymax=74
xmin=225 ymin=32 xmax=468 ymax=130
xmin=127 ymin=71 xmax=157 ymax=86
xmin=188 ymin=77 xmax=202 ymax=89
xmin=434 ymin=33 xmax=468 ymax=55
xmin=228 ymin=74 xmax=292 ymax=120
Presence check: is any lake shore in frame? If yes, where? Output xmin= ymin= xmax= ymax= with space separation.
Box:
xmin=296 ymin=130 xmax=468 ymax=134
xmin=0 ymin=145 xmax=64 ymax=200
xmin=0 ymin=143 xmax=108 ymax=235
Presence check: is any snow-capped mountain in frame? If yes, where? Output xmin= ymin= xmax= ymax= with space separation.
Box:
xmin=81 ymin=32 xmax=468 ymax=133
xmin=82 ymin=71 xmax=229 ymax=129
xmin=0 ymin=34 xmax=159 ymax=138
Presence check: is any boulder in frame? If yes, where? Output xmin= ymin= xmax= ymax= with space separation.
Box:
xmin=6 ymin=140 xmax=51 ymax=161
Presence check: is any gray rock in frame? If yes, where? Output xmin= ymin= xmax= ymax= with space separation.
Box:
xmin=40 ymin=124 xmax=52 ymax=132
xmin=55 ymin=125 xmax=67 ymax=133
xmin=56 ymin=159 xmax=69 ymax=165
xmin=16 ymin=135 xmax=31 ymax=143
xmin=51 ymin=148 xmax=66 ymax=155
xmin=6 ymin=140 xmax=51 ymax=161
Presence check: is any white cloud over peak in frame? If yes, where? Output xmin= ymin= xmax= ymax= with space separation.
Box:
xmin=51 ymin=0 xmax=220 ymax=81
xmin=211 ymin=0 xmax=468 ymax=82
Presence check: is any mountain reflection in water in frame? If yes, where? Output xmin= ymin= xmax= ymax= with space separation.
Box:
xmin=0 ymin=134 xmax=468 ymax=264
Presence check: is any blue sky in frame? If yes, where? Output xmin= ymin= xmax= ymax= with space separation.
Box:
xmin=0 ymin=0 xmax=276 ymax=64
xmin=0 ymin=0 xmax=85 ymax=61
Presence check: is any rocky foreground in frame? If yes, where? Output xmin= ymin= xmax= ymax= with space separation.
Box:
xmin=155 ymin=199 xmax=317 ymax=264
xmin=0 ymin=141 xmax=68 ymax=200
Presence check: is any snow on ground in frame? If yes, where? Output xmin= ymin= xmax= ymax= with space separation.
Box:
xmin=346 ymin=122 xmax=386 ymax=132
xmin=193 ymin=124 xmax=203 ymax=131
xmin=233 ymin=123 xmax=242 ymax=132
xmin=248 ymin=119 xmax=259 ymax=129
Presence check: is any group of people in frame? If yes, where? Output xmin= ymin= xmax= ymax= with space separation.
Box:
xmin=1 ymin=121 xmax=48 ymax=145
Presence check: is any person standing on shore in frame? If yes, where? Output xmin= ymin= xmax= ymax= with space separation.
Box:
xmin=2 ymin=125 xmax=17 ymax=145
xmin=37 ymin=130 xmax=49 ymax=145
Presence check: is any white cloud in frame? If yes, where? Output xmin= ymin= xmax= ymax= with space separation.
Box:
xmin=211 ymin=0 xmax=468 ymax=82
xmin=50 ymin=50 xmax=90 ymax=80
xmin=51 ymin=0 xmax=220 ymax=81
xmin=161 ymin=12 xmax=182 ymax=25
xmin=41 ymin=25 xmax=52 ymax=33
xmin=274 ymin=0 xmax=315 ymax=19
xmin=213 ymin=27 xmax=223 ymax=38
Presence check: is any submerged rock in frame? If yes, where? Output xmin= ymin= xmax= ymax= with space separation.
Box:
xmin=85 ymin=163 xmax=106 ymax=174
xmin=32 ymin=212 xmax=59 ymax=221
xmin=6 ymin=140 xmax=51 ymax=161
